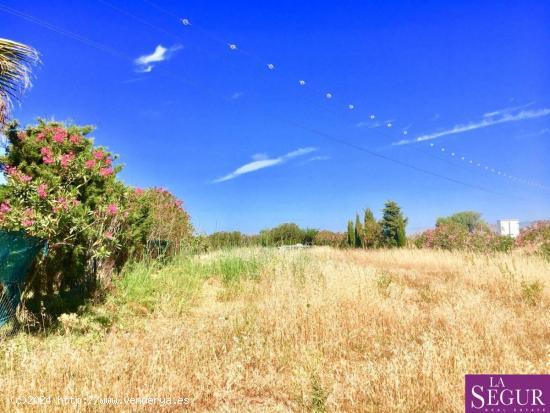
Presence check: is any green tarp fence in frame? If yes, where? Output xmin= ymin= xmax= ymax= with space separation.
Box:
xmin=146 ymin=239 xmax=170 ymax=256
xmin=0 ymin=231 xmax=46 ymax=327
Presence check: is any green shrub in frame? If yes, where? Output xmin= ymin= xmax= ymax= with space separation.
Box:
xmin=260 ymin=223 xmax=317 ymax=246
xmin=206 ymin=231 xmax=254 ymax=250
xmin=313 ymin=230 xmax=346 ymax=247
xmin=436 ymin=211 xmax=486 ymax=232
xmin=117 ymin=187 xmax=193 ymax=262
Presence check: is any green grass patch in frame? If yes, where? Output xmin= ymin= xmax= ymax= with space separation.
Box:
xmin=521 ymin=279 xmax=543 ymax=306
xmin=22 ymin=250 xmax=273 ymax=338
xmin=208 ymin=255 xmax=261 ymax=286
xmin=112 ymin=257 xmax=206 ymax=317
xmin=112 ymin=250 xmax=269 ymax=315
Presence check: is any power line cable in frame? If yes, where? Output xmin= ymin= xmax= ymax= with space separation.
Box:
xmin=0 ymin=3 xmax=124 ymax=58
xmin=0 ymin=3 xmax=538 ymax=200
xmin=137 ymin=0 xmax=547 ymax=191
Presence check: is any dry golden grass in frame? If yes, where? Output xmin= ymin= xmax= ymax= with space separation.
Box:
xmin=1 ymin=247 xmax=549 ymax=412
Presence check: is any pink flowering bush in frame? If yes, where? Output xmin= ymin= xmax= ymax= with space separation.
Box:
xmin=413 ymin=222 xmax=513 ymax=253
xmin=515 ymin=221 xmax=550 ymax=259
xmin=0 ymin=120 xmax=123 ymax=248
xmin=116 ymin=187 xmax=193 ymax=262
xmin=0 ymin=119 xmax=125 ymax=313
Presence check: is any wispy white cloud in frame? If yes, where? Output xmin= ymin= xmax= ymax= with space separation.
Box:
xmin=213 ymin=147 xmax=318 ymax=183
xmin=284 ymin=147 xmax=318 ymax=158
xmin=299 ymin=155 xmax=331 ymax=165
xmin=306 ymin=155 xmax=331 ymax=162
xmin=134 ymin=44 xmax=182 ymax=73
xmin=393 ymin=107 xmax=550 ymax=146
xmin=483 ymin=101 xmax=534 ymax=118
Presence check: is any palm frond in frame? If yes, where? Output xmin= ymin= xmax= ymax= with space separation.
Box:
xmin=0 ymin=38 xmax=39 ymax=125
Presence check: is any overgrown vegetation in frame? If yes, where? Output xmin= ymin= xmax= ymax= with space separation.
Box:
xmin=205 ymin=223 xmax=320 ymax=249
xmin=414 ymin=211 xmax=520 ymax=254
xmin=1 ymin=247 xmax=548 ymax=412
xmin=0 ymin=120 xmax=193 ymax=324
xmin=515 ymin=220 xmax=550 ymax=259
xmin=117 ymin=187 xmax=193 ymax=262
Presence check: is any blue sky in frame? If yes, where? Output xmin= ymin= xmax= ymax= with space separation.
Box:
xmin=2 ymin=0 xmax=549 ymax=234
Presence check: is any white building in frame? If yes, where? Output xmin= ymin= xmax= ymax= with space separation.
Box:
xmin=496 ymin=219 xmax=520 ymax=238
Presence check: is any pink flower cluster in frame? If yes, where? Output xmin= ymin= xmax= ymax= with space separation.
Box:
xmin=69 ymin=134 xmax=82 ymax=145
xmin=0 ymin=201 xmax=10 ymax=214
xmin=93 ymin=149 xmax=106 ymax=160
xmin=52 ymin=127 xmax=68 ymax=143
xmin=22 ymin=208 xmax=35 ymax=227
xmin=0 ymin=202 xmax=10 ymax=223
xmin=37 ymin=183 xmax=48 ymax=199
xmin=60 ymin=152 xmax=75 ymax=168
xmin=15 ymin=127 xmax=87 ymax=169
xmin=106 ymin=203 xmax=118 ymax=216
xmin=29 ymin=127 xmax=85 ymax=146
xmin=99 ymin=167 xmax=113 ymax=177
xmin=84 ymin=159 xmax=96 ymax=169
xmin=5 ymin=166 xmax=32 ymax=183
xmin=41 ymin=146 xmax=54 ymax=165
xmin=84 ymin=149 xmax=114 ymax=177
xmin=422 ymin=229 xmax=435 ymax=248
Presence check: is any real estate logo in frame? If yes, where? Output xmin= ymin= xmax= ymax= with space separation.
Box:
xmin=466 ymin=375 xmax=549 ymax=412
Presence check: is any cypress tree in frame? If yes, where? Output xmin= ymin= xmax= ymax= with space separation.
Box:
xmin=347 ymin=220 xmax=355 ymax=247
xmin=354 ymin=213 xmax=364 ymax=248
xmin=380 ymin=200 xmax=408 ymax=247
xmin=363 ymin=208 xmax=381 ymax=248
xmin=396 ymin=221 xmax=406 ymax=247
